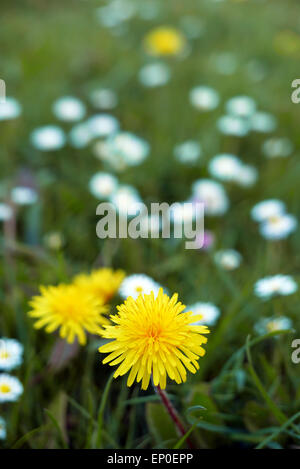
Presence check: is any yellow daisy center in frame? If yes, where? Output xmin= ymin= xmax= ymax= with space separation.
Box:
xmin=0 ymin=384 xmax=11 ymax=394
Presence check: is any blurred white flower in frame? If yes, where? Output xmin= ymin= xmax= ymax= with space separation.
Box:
xmin=43 ymin=231 xmax=65 ymax=251
xmin=259 ymin=213 xmax=297 ymax=240
xmin=251 ymin=112 xmax=277 ymax=133
xmin=217 ymin=115 xmax=250 ymax=137
xmin=11 ymin=187 xmax=38 ymax=205
xmin=254 ymin=275 xmax=298 ymax=299
xmin=192 ymin=179 xmax=229 ymax=216
xmin=236 ymin=164 xmax=258 ymax=187
xmin=0 ymin=417 xmax=6 ymax=440
xmin=109 ymin=184 xmax=142 ymax=217
xmin=208 ymin=154 xmax=241 ymax=182
xmin=226 ymin=95 xmax=256 ymax=118
xmin=174 ymin=140 xmax=202 ymax=164
xmin=30 ymin=126 xmax=66 ymax=151
xmin=251 ymin=199 xmax=286 ymax=222
xmin=189 ymin=86 xmax=219 ymax=111
xmin=0 ymin=97 xmax=21 ymax=120
xmin=69 ymin=123 xmax=92 ymax=148
xmin=214 ymin=249 xmax=242 ymax=270
xmin=139 ymin=62 xmax=171 ymax=87
xmin=119 ymin=274 xmax=161 ymax=300
xmin=0 ymin=374 xmax=23 ymax=403
xmin=0 ymin=339 xmax=23 ymax=372
xmin=89 ymin=172 xmax=118 ymax=199
xmin=187 ymin=302 xmax=220 ymax=326
xmin=89 ymin=89 xmax=118 ymax=110
xmin=97 ymin=132 xmax=149 ymax=168
xmin=96 ymin=0 xmax=136 ymax=27
xmin=52 ymin=96 xmax=86 ymax=122
xmin=255 ymin=316 xmax=293 ymax=336
xmin=262 ymin=138 xmax=293 ymax=159
xmin=0 ymin=203 xmax=13 ymax=221
xmin=87 ymin=114 xmax=119 ymax=138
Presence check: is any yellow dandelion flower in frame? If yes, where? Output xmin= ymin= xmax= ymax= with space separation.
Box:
xmin=28 ymin=284 xmax=109 ymax=345
xmin=144 ymin=27 xmax=186 ymax=56
xmin=73 ymin=268 xmax=125 ymax=303
xmin=99 ymin=288 xmax=210 ymax=390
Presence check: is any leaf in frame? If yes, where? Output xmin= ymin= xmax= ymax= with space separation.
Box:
xmin=44 ymin=408 xmax=68 ymax=449
xmin=146 ymin=402 xmax=178 ymax=448
xmin=96 ymin=372 xmax=114 ymax=448
xmin=173 ymin=423 xmax=197 ymax=449
xmin=12 ymin=426 xmax=45 ymax=449
xmin=246 ymin=335 xmax=288 ymax=426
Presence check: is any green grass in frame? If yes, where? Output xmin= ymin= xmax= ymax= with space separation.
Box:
xmin=1 ymin=0 xmax=300 ymax=449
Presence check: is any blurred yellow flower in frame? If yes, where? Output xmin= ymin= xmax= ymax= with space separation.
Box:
xmin=73 ymin=268 xmax=125 ymax=302
xmin=99 ymin=288 xmax=209 ymax=390
xmin=144 ymin=26 xmax=186 ymax=56
xmin=29 ymin=284 xmax=109 ymax=345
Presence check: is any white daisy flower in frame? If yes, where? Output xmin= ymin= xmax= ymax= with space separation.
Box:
xmin=214 ymin=249 xmax=242 ymax=270
xmin=89 ymin=172 xmax=118 ymax=199
xmin=111 ymin=132 xmax=150 ymax=166
xmin=187 ymin=302 xmax=220 ymax=326
xmin=52 ymin=96 xmax=86 ymax=122
xmin=251 ymin=199 xmax=286 ymax=222
xmin=189 ymin=86 xmax=220 ymax=111
xmin=97 ymin=132 xmax=150 ymax=169
xmin=174 ymin=140 xmax=202 ymax=164
xmin=87 ymin=114 xmax=119 ymax=138
xmin=109 ymin=185 xmax=142 ymax=217
xmin=254 ymin=275 xmax=298 ymax=300
xmin=225 ymin=96 xmax=256 ymax=118
xmin=0 ymin=417 xmax=6 ymax=440
xmin=69 ymin=123 xmax=92 ymax=148
xmin=251 ymin=112 xmax=277 ymax=133
xmin=89 ymin=88 xmax=118 ymax=110
xmin=96 ymin=0 xmax=136 ymax=28
xmin=138 ymin=62 xmax=171 ymax=87
xmin=119 ymin=274 xmax=161 ymax=300
xmin=11 ymin=187 xmax=38 ymax=205
xmin=192 ymin=179 xmax=229 ymax=216
xmin=236 ymin=164 xmax=258 ymax=187
xmin=208 ymin=153 xmax=241 ymax=182
xmin=262 ymin=138 xmax=293 ymax=159
xmin=255 ymin=316 xmax=293 ymax=336
xmin=259 ymin=213 xmax=297 ymax=240
xmin=0 ymin=374 xmax=23 ymax=403
xmin=30 ymin=126 xmax=66 ymax=151
xmin=217 ymin=115 xmax=250 ymax=137
xmin=0 ymin=203 xmax=13 ymax=222
xmin=0 ymin=97 xmax=22 ymax=120
xmin=0 ymin=339 xmax=23 ymax=372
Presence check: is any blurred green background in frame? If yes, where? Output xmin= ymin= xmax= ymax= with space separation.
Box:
xmin=1 ymin=0 xmax=300 ymax=449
